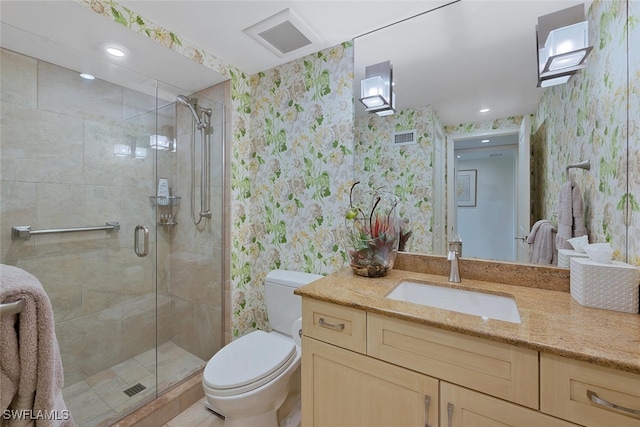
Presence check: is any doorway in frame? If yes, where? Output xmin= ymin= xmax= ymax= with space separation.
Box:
xmin=446 ymin=125 xmax=530 ymax=263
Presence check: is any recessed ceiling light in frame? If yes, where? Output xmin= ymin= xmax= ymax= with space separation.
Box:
xmin=481 ymin=139 xmax=490 ymax=143
xmin=105 ymin=46 xmax=126 ymax=58
xmin=80 ymin=73 xmax=95 ymax=80
xmin=479 ymin=107 xmax=491 ymax=113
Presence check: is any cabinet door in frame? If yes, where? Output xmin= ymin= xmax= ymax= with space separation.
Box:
xmin=440 ymin=382 xmax=577 ymax=427
xmin=302 ymin=336 xmax=438 ymax=427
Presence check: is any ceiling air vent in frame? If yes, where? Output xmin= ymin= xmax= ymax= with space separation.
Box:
xmin=393 ymin=130 xmax=417 ymax=146
xmin=244 ymin=9 xmax=321 ymax=58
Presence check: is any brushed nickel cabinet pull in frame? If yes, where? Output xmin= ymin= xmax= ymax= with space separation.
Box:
xmin=587 ymin=390 xmax=640 ymax=417
xmin=424 ymin=395 xmax=431 ymax=427
xmin=318 ymin=317 xmax=345 ymax=331
xmin=447 ymin=402 xmax=454 ymax=427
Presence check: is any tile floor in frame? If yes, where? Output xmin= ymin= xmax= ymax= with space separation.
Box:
xmin=63 ymin=341 xmax=205 ymax=427
xmin=162 ymin=397 xmax=224 ymax=427
xmin=162 ymin=394 xmax=302 ymax=427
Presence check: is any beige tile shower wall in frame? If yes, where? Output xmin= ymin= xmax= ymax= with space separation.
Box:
xmin=0 ymin=48 xmax=160 ymax=385
xmin=167 ymin=82 xmax=230 ymax=361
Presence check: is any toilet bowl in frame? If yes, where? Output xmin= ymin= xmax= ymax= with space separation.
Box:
xmin=202 ymin=270 xmax=322 ymax=427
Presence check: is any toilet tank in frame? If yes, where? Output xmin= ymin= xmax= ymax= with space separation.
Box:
xmin=265 ymin=270 xmax=322 ymax=336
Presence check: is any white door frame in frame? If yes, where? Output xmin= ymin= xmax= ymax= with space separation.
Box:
xmin=446 ymin=126 xmax=524 ymax=260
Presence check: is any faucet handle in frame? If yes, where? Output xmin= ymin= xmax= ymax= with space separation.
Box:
xmin=448 ymin=240 xmax=462 ymax=256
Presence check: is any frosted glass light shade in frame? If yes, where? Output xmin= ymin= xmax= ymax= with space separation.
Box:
xmin=539 ymin=21 xmax=590 ymax=74
xmin=114 ymin=144 xmax=131 ymax=157
xmin=150 ymin=134 xmax=170 ymax=150
xmin=360 ymin=76 xmax=390 ymax=109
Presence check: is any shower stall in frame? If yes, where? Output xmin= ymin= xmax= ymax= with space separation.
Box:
xmin=0 ymin=47 xmax=227 ymax=426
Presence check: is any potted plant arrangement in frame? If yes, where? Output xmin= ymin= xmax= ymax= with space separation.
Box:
xmin=344 ymin=182 xmax=401 ymax=277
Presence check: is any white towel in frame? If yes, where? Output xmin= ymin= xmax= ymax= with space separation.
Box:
xmin=528 ymin=220 xmax=557 ymax=264
xmin=555 ymin=182 xmax=587 ymax=250
xmin=0 ymin=265 xmax=74 ymax=427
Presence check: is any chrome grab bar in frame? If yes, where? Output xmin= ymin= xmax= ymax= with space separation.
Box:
xmin=0 ymin=299 xmax=26 ymax=316
xmin=11 ymin=222 xmax=120 ymax=240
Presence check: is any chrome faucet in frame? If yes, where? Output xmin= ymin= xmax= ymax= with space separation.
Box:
xmin=447 ymin=240 xmax=462 ymax=283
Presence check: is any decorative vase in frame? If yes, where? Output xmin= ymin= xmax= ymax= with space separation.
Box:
xmin=344 ymin=188 xmax=400 ymax=278
xmin=345 ymin=231 xmax=399 ymax=277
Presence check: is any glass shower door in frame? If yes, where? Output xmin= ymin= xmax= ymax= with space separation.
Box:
xmin=0 ymin=48 xmax=160 ymax=426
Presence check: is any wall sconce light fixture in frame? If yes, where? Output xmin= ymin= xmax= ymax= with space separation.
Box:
xmin=359 ymin=60 xmax=395 ymax=116
xmin=536 ymin=4 xmax=592 ymax=88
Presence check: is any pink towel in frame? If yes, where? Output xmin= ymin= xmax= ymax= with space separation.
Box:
xmin=527 ymin=220 xmax=557 ymax=264
xmin=555 ymin=182 xmax=587 ymax=250
xmin=0 ymin=265 xmax=74 ymax=427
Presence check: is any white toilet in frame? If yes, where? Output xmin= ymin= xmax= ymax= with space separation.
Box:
xmin=202 ymin=269 xmax=322 ymax=427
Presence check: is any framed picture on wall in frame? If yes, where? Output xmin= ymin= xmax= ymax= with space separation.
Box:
xmin=457 ymin=169 xmax=477 ymax=207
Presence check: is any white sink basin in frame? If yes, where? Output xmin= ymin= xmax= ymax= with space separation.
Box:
xmin=386 ymin=281 xmax=522 ymax=324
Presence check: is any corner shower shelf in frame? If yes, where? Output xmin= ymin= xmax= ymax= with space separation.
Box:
xmin=149 ymin=196 xmax=181 ymax=207
xmin=150 ymin=196 xmax=180 ymax=227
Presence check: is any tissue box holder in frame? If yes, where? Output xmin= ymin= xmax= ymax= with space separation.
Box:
xmin=570 ymin=258 xmax=639 ymax=313
xmin=558 ymin=249 xmax=589 ymax=268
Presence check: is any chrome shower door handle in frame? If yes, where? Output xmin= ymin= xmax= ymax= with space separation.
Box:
xmin=134 ymin=225 xmax=149 ymax=257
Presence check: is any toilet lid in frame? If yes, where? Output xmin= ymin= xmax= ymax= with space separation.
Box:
xmin=203 ymin=330 xmax=297 ymax=396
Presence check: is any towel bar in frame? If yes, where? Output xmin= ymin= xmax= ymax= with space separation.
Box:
xmin=0 ymin=298 xmax=26 ymax=316
xmin=565 ymin=159 xmax=590 ymax=182
xmin=11 ymin=221 xmax=120 ymax=240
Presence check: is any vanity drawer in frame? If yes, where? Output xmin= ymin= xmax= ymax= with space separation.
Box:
xmin=541 ymin=353 xmax=640 ymax=427
xmin=301 ymin=298 xmax=366 ymax=354
xmin=367 ymin=313 xmax=539 ymax=409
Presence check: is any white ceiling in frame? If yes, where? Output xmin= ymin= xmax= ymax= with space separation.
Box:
xmin=0 ymin=0 xmax=585 ymax=125
xmin=0 ymin=0 xmax=450 ymax=99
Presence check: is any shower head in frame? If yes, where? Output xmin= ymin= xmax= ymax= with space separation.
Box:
xmin=177 ymin=95 xmax=203 ymax=127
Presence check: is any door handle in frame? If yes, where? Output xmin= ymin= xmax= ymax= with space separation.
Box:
xmin=134 ymin=225 xmax=149 ymax=257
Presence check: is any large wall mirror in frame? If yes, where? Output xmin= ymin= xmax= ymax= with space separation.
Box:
xmin=353 ymin=0 xmax=631 ymax=267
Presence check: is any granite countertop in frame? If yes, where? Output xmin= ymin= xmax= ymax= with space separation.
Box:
xmin=295 ymin=263 xmax=640 ymax=374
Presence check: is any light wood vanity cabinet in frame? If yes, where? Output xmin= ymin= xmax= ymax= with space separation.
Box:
xmin=441 ymin=382 xmax=577 ymax=426
xmin=541 ymin=353 xmax=640 ymax=427
xmin=302 ymin=336 xmax=439 ymax=427
xmin=301 ymin=298 xmax=366 ymax=354
xmin=301 ymin=298 xmax=639 ymax=427
xmin=367 ymin=313 xmax=539 ymax=409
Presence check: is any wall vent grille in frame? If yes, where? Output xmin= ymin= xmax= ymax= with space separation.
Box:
xmin=393 ymin=130 xmax=417 ymax=146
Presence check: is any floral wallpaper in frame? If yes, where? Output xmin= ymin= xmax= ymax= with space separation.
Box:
xmin=444 ymin=117 xmax=523 ymax=136
xmin=77 ymin=0 xmax=233 ymax=78
xmin=230 ymin=43 xmax=355 ymax=335
xmin=533 ymin=0 xmax=629 ymax=262
xmin=354 ymin=105 xmax=443 ymax=253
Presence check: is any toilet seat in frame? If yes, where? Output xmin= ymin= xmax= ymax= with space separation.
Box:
xmin=203 ymin=330 xmax=297 ymax=397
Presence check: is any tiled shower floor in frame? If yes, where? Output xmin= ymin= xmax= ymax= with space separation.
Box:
xmin=63 ymin=341 xmax=206 ymax=427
